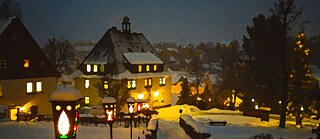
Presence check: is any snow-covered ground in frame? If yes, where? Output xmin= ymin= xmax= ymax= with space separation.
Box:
xmin=0 ymin=105 xmax=317 ymax=139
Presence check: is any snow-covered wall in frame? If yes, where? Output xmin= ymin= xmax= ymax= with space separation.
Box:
xmin=180 ymin=114 xmax=211 ymax=139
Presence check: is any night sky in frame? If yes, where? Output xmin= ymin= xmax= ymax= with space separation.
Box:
xmin=14 ymin=0 xmax=320 ymax=45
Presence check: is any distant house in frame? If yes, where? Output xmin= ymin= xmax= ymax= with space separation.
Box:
xmin=0 ymin=17 xmax=59 ymax=120
xmin=71 ymin=17 xmax=172 ymax=109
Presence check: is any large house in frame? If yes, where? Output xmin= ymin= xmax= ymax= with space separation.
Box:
xmin=0 ymin=17 xmax=59 ymax=120
xmin=72 ymin=17 xmax=172 ymax=110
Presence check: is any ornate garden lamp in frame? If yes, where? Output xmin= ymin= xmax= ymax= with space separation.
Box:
xmin=50 ymin=85 xmax=83 ymax=139
xmin=127 ymin=97 xmax=136 ymax=139
xmin=102 ymin=97 xmax=117 ymax=139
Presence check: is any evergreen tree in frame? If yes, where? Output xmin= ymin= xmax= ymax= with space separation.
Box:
xmin=288 ymin=31 xmax=313 ymax=126
xmin=176 ymin=77 xmax=195 ymax=105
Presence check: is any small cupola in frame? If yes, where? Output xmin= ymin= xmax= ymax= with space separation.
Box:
xmin=122 ymin=16 xmax=131 ymax=33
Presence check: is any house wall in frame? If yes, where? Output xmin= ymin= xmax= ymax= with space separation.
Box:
xmin=0 ymin=77 xmax=57 ymax=117
xmin=74 ymin=75 xmax=172 ymax=109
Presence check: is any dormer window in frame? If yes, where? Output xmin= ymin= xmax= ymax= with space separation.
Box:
xmin=138 ymin=65 xmax=142 ymax=72
xmin=36 ymin=81 xmax=42 ymax=92
xmin=104 ymin=81 xmax=109 ymax=89
xmin=93 ymin=65 xmax=98 ymax=72
xmin=146 ymin=65 xmax=150 ymax=72
xmin=27 ymin=82 xmax=33 ymax=93
xmin=24 ymin=59 xmax=29 ymax=68
xmin=100 ymin=65 xmax=105 ymax=72
xmin=153 ymin=65 xmax=157 ymax=71
xmin=159 ymin=77 xmax=166 ymax=86
xmin=85 ymin=79 xmax=90 ymax=89
xmin=86 ymin=64 xmax=91 ymax=72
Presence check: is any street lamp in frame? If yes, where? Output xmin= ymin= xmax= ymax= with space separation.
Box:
xmin=50 ymin=85 xmax=83 ymax=139
xmin=127 ymin=97 xmax=136 ymax=139
xmin=102 ymin=97 xmax=116 ymax=139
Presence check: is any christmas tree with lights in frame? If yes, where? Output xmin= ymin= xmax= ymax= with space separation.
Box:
xmin=288 ymin=31 xmax=313 ymax=126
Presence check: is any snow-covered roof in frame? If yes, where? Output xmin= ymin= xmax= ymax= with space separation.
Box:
xmin=127 ymin=97 xmax=136 ymax=103
xmin=0 ymin=17 xmax=15 ymax=34
xmin=69 ymin=70 xmax=104 ymax=78
xmin=112 ymin=70 xmax=171 ymax=79
xmin=102 ymin=97 xmax=116 ymax=104
xmin=167 ymin=47 xmax=179 ymax=53
xmin=123 ymin=52 xmax=164 ymax=64
xmin=50 ymin=85 xmax=83 ymax=101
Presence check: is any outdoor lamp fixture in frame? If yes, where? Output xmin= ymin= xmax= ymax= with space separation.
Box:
xmin=102 ymin=97 xmax=117 ymax=139
xmin=153 ymin=91 xmax=159 ymax=97
xmin=127 ymin=97 xmax=136 ymax=139
xmin=50 ymin=85 xmax=83 ymax=139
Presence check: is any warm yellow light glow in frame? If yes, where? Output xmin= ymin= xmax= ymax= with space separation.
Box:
xmin=129 ymin=105 xmax=134 ymax=113
xmin=251 ymin=99 xmax=255 ymax=102
xmin=138 ymin=93 xmax=144 ymax=99
xmin=93 ymin=65 xmax=98 ymax=72
xmin=301 ymin=106 xmax=304 ymax=111
xmin=66 ymin=105 xmax=72 ymax=111
xmin=27 ymin=82 xmax=33 ymax=93
xmin=138 ymin=65 xmax=142 ymax=72
xmin=209 ymin=98 xmax=211 ymax=102
xmin=100 ymin=64 xmax=105 ymax=72
xmin=56 ymin=105 xmax=61 ymax=111
xmin=132 ymin=80 xmax=136 ymax=88
xmin=20 ymin=107 xmax=25 ymax=111
xmin=85 ymin=79 xmax=90 ymax=88
xmin=106 ymin=110 xmax=113 ymax=121
xmin=86 ymin=64 xmax=91 ymax=72
xmin=144 ymin=79 xmax=148 ymax=86
xmin=146 ymin=65 xmax=150 ymax=72
xmin=148 ymin=79 xmax=152 ymax=86
xmin=143 ymin=103 xmax=149 ymax=109
xmin=104 ymin=81 xmax=108 ymax=89
xmin=85 ymin=97 xmax=90 ymax=105
xmin=153 ymin=65 xmax=157 ymax=71
xmin=279 ymin=101 xmax=281 ymax=104
xmin=299 ymin=44 xmax=303 ymax=48
xmin=255 ymin=104 xmax=259 ymax=110
xmin=296 ymin=41 xmax=301 ymax=45
xmin=197 ymin=97 xmax=202 ymax=101
xmin=127 ymin=81 xmax=131 ymax=88
xmin=75 ymin=104 xmax=80 ymax=110
xmin=58 ymin=110 xmax=70 ymax=135
xmin=36 ymin=82 xmax=42 ymax=92
xmin=24 ymin=59 xmax=29 ymax=68
xmin=154 ymin=91 xmax=159 ymax=97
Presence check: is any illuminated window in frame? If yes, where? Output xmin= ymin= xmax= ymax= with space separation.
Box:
xmin=86 ymin=64 xmax=91 ymax=72
xmin=146 ymin=65 xmax=150 ymax=72
xmin=27 ymin=82 xmax=33 ymax=93
xmin=84 ymin=96 xmax=90 ymax=105
xmin=100 ymin=65 xmax=105 ymax=72
xmin=127 ymin=79 xmax=136 ymax=89
xmin=104 ymin=81 xmax=109 ymax=89
xmin=0 ymin=84 xmax=3 ymax=97
xmin=153 ymin=65 xmax=157 ymax=71
xmin=138 ymin=65 xmax=142 ymax=72
xmin=24 ymin=59 xmax=30 ymax=68
xmin=93 ymin=65 xmax=98 ymax=72
xmin=159 ymin=77 xmax=166 ymax=86
xmin=36 ymin=82 xmax=42 ymax=92
xmin=85 ymin=79 xmax=90 ymax=89
xmin=145 ymin=78 xmax=152 ymax=87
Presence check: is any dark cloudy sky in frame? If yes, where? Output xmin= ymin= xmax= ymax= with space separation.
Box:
xmin=14 ymin=0 xmax=320 ymax=45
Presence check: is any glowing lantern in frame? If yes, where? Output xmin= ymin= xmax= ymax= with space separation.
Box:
xmin=50 ymin=85 xmax=83 ymax=139
xmin=102 ymin=97 xmax=117 ymax=139
xmin=126 ymin=97 xmax=136 ymax=139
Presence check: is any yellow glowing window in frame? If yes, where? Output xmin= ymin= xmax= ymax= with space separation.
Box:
xmin=127 ymin=80 xmax=136 ymax=89
xmin=146 ymin=65 xmax=150 ymax=72
xmin=160 ymin=77 xmax=166 ymax=86
xmin=24 ymin=59 xmax=30 ymax=68
xmin=104 ymin=81 xmax=109 ymax=89
xmin=93 ymin=65 xmax=98 ymax=72
xmin=153 ymin=65 xmax=157 ymax=71
xmin=100 ymin=65 xmax=105 ymax=72
xmin=84 ymin=96 xmax=90 ymax=105
xmin=85 ymin=79 xmax=90 ymax=89
xmin=86 ymin=64 xmax=91 ymax=72
xmin=138 ymin=65 xmax=142 ymax=72
xmin=27 ymin=82 xmax=33 ymax=93
xmin=36 ymin=82 xmax=42 ymax=92
xmin=145 ymin=78 xmax=152 ymax=87
xmin=127 ymin=80 xmax=131 ymax=88
xmin=0 ymin=84 xmax=3 ymax=97
xmin=132 ymin=80 xmax=136 ymax=88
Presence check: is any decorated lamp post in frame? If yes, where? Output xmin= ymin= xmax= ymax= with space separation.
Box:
xmin=127 ymin=97 xmax=136 ymax=139
xmin=102 ymin=97 xmax=116 ymax=139
xmin=50 ymin=85 xmax=83 ymax=139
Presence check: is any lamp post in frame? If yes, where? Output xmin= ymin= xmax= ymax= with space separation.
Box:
xmin=102 ymin=97 xmax=116 ymax=139
xmin=127 ymin=97 xmax=136 ymax=139
xmin=50 ymin=85 xmax=83 ymax=139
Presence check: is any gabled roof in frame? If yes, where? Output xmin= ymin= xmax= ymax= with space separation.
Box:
xmin=0 ymin=16 xmax=15 ymax=35
xmin=123 ymin=52 xmax=164 ymax=64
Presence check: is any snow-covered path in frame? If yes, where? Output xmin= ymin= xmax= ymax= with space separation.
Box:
xmin=157 ymin=119 xmax=191 ymax=139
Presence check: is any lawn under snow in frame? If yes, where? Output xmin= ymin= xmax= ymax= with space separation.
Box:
xmin=156 ymin=105 xmax=317 ymax=139
xmin=0 ymin=105 xmax=318 ymax=139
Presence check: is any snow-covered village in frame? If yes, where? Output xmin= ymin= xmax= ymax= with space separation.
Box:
xmin=1 ymin=0 xmax=320 ymax=139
